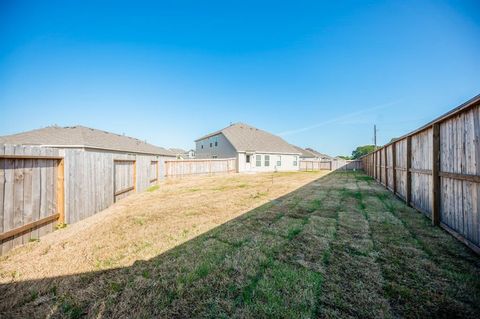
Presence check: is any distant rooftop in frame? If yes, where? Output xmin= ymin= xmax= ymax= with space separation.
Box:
xmin=290 ymin=145 xmax=317 ymax=158
xmin=0 ymin=125 xmax=174 ymax=156
xmin=196 ymin=122 xmax=301 ymax=154
xmin=305 ymin=148 xmax=333 ymax=159
xmin=169 ymin=148 xmax=187 ymax=154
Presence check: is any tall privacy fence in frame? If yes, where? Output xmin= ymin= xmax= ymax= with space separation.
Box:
xmin=0 ymin=145 xmax=64 ymax=255
xmin=0 ymin=144 xmax=170 ymax=255
xmin=165 ymin=158 xmax=236 ymax=178
xmin=300 ymin=159 xmax=362 ymax=171
xmin=362 ymin=94 xmax=480 ymax=254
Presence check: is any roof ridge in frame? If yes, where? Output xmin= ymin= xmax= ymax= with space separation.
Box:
xmin=0 ymin=125 xmax=174 ymax=156
xmin=75 ymin=125 xmax=148 ymax=144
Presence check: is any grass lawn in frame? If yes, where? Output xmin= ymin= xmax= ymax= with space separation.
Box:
xmin=1 ymin=171 xmax=479 ymax=318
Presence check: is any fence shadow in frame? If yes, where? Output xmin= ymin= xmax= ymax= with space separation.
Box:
xmin=2 ymin=170 xmax=480 ymax=318
xmin=0 ymin=171 xmax=341 ymax=318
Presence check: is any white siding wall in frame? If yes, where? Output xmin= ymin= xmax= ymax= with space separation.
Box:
xmin=195 ymin=133 xmax=237 ymax=159
xmin=238 ymin=152 xmax=300 ymax=173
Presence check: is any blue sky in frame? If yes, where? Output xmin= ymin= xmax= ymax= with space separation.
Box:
xmin=1 ymin=0 xmax=479 ymax=156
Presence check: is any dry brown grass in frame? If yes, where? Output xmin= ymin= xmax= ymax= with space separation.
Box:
xmin=0 ymin=171 xmax=328 ymax=283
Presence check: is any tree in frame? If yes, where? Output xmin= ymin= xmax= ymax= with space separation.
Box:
xmin=337 ymin=155 xmax=352 ymax=160
xmin=351 ymin=145 xmax=376 ymax=159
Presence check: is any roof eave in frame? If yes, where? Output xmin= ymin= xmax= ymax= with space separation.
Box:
xmin=37 ymin=144 xmax=176 ymax=157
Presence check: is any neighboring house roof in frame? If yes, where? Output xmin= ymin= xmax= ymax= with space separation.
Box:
xmin=291 ymin=145 xmax=317 ymax=158
xmin=169 ymin=148 xmax=187 ymax=154
xmin=305 ymin=148 xmax=333 ymax=160
xmin=196 ymin=123 xmax=301 ymax=155
xmin=0 ymin=125 xmax=175 ymax=156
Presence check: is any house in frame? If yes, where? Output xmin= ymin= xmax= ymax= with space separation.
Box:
xmin=0 ymin=125 xmax=175 ymax=226
xmin=169 ymin=148 xmax=196 ymax=159
xmin=170 ymin=148 xmax=188 ymax=159
xmin=195 ymin=123 xmax=301 ymax=172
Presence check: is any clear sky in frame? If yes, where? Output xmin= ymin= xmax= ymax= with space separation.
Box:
xmin=1 ymin=0 xmax=479 ymax=156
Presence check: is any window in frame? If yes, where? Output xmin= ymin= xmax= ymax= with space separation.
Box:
xmin=246 ymin=155 xmax=251 ymax=163
xmin=215 ymin=141 xmax=218 ymax=147
xmin=201 ymin=145 xmax=204 ymax=149
xmin=212 ymin=155 xmax=217 ymax=159
xmin=265 ymin=155 xmax=270 ymax=166
xmin=210 ymin=142 xmax=213 ymax=148
xmin=293 ymin=156 xmax=298 ymax=166
xmin=256 ymin=155 xmax=261 ymax=167
xmin=277 ymin=155 xmax=281 ymax=166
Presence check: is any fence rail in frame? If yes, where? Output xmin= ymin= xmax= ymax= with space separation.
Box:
xmin=165 ymin=158 xmax=236 ymax=177
xmin=361 ymin=94 xmax=480 ymax=254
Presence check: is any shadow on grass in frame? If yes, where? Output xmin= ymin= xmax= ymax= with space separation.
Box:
xmin=0 ymin=172 xmax=342 ymax=318
xmin=1 ymin=171 xmax=480 ymax=318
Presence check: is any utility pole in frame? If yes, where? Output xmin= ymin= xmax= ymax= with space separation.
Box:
xmin=373 ymin=125 xmax=377 ymax=149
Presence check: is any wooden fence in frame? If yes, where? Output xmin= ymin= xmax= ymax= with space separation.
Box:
xmin=61 ymin=149 xmax=171 ymax=224
xmin=0 ymin=145 xmax=173 ymax=254
xmin=0 ymin=145 xmax=64 ymax=254
xmin=165 ymin=158 xmax=236 ymax=177
xmin=300 ymin=159 xmax=362 ymax=171
xmin=300 ymin=161 xmax=332 ymax=171
xmin=113 ymin=159 xmax=136 ymax=202
xmin=361 ymin=94 xmax=480 ymax=254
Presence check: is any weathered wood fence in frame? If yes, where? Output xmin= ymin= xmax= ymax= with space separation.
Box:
xmin=300 ymin=159 xmax=362 ymax=171
xmin=0 ymin=145 xmax=64 ymax=254
xmin=300 ymin=161 xmax=332 ymax=171
xmin=362 ymin=94 xmax=480 ymax=254
xmin=165 ymin=158 xmax=236 ymax=177
xmin=0 ymin=145 xmax=172 ymax=254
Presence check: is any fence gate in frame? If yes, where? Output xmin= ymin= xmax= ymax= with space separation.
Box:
xmin=0 ymin=147 xmax=64 ymax=255
xmin=114 ymin=160 xmax=136 ymax=202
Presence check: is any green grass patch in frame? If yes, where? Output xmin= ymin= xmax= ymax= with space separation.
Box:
xmin=241 ymin=261 xmax=322 ymax=318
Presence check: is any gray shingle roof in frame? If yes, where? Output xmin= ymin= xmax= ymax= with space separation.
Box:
xmin=305 ymin=148 xmax=333 ymax=160
xmin=196 ymin=123 xmax=301 ymax=154
xmin=169 ymin=148 xmax=187 ymax=154
xmin=291 ymin=145 xmax=318 ymax=158
xmin=0 ymin=125 xmax=175 ymax=156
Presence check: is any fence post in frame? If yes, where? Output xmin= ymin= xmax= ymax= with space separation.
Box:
xmin=133 ymin=160 xmax=137 ymax=192
xmin=377 ymin=150 xmax=380 ymax=181
xmin=392 ymin=142 xmax=397 ymax=194
xmin=56 ymin=158 xmax=65 ymax=224
xmin=384 ymin=147 xmax=388 ymax=188
xmin=432 ymin=124 xmax=441 ymax=225
xmin=378 ymin=150 xmax=381 ymax=182
xmin=406 ymin=136 xmax=412 ymax=206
